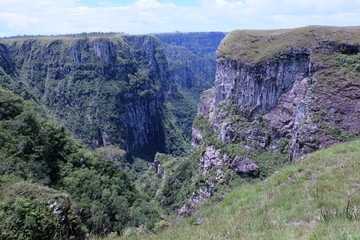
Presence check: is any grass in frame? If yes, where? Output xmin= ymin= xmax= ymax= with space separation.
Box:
xmin=99 ymin=140 xmax=360 ymax=240
xmin=217 ymin=25 xmax=360 ymax=64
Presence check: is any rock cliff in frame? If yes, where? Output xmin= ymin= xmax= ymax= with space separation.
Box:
xmin=0 ymin=32 xmax=225 ymax=157
xmin=189 ymin=26 xmax=360 ymax=206
xmin=1 ymin=36 xmax=168 ymax=154
xmin=155 ymin=32 xmax=225 ymax=142
xmin=155 ymin=32 xmax=225 ymax=98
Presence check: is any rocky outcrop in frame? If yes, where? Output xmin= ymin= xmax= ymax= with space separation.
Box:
xmin=264 ymin=77 xmax=318 ymax=161
xmin=191 ymin=127 xmax=203 ymax=148
xmin=199 ymin=146 xmax=228 ymax=173
xmin=199 ymin=146 xmax=258 ymax=176
xmin=153 ymin=159 xmax=165 ymax=179
xmin=185 ymin=168 xmax=225 ymax=211
xmin=188 ymin=26 xmax=360 ymax=208
xmin=215 ymin=48 xmax=311 ymax=115
xmin=230 ymin=155 xmax=259 ymax=177
xmin=199 ymin=145 xmax=258 ymax=176
xmin=188 ymin=145 xmax=258 ymax=206
xmin=196 ymin=26 xmax=360 ymax=163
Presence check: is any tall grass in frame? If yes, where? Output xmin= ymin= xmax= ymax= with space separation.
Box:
xmin=100 ymin=140 xmax=360 ymax=240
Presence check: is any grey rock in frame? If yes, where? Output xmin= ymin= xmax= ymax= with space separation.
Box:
xmin=199 ymin=146 xmax=225 ymax=173
xmin=198 ymin=88 xmax=216 ymax=118
xmin=214 ymin=49 xmax=311 ymax=115
xmin=215 ymin=169 xmax=224 ymax=182
xmin=189 ymin=180 xmax=215 ymax=206
xmin=177 ymin=204 xmax=190 ymax=216
xmin=194 ymin=214 xmax=204 ymax=225
xmin=220 ymin=122 xmax=233 ymax=143
xmin=191 ymin=127 xmax=203 ymax=148
xmin=230 ymin=156 xmax=259 ymax=177
xmin=153 ymin=160 xmax=165 ymax=179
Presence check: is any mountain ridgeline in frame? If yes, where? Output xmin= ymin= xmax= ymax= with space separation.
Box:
xmin=0 ymin=32 xmax=225 ymax=157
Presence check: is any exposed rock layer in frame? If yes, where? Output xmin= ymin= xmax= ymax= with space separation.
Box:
xmin=189 ymin=26 xmax=360 ymax=207
xmin=198 ymin=26 xmax=360 ymax=161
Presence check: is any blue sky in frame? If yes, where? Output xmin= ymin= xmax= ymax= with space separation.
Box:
xmin=0 ymin=0 xmax=359 ymax=37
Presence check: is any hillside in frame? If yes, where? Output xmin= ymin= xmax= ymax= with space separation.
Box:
xmin=0 ymin=88 xmax=161 ymax=238
xmin=0 ymin=32 xmax=225 ymax=239
xmin=185 ymin=26 xmax=360 ymax=210
xmin=217 ymin=26 xmax=360 ymax=63
xmin=0 ymin=32 xmax=224 ymax=157
xmin=110 ymin=140 xmax=360 ymax=240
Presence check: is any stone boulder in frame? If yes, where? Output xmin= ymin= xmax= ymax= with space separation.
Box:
xmin=230 ymin=155 xmax=259 ymax=177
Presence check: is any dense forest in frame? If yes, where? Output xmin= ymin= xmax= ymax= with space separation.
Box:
xmin=0 ymin=88 xmax=162 ymax=238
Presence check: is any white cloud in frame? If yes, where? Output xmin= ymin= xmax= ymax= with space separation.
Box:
xmin=0 ymin=0 xmax=359 ymax=37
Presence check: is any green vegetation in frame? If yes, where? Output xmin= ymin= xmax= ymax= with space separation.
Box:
xmin=0 ymin=34 xmax=192 ymax=157
xmin=134 ymin=153 xmax=196 ymax=212
xmin=218 ymin=26 xmax=360 ymax=63
xmin=0 ymin=180 xmax=85 ymax=240
xmin=156 ymin=155 xmax=194 ymax=210
xmin=106 ymin=140 xmax=360 ymax=240
xmin=1 ymin=27 xmax=359 ymax=240
xmin=322 ymin=124 xmax=358 ymax=142
xmin=325 ymin=52 xmax=360 ymax=78
xmin=0 ymin=32 xmax=218 ymax=158
xmin=311 ymin=52 xmax=360 ymax=144
xmin=0 ymin=33 xmax=225 ymax=239
xmin=0 ymin=88 xmax=161 ymax=238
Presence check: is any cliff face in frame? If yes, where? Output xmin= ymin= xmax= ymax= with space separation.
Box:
xmin=0 ymin=43 xmax=16 ymax=76
xmin=189 ymin=26 xmax=360 ymax=206
xmin=215 ymin=49 xmax=310 ymax=114
xmin=0 ymin=32 xmax=225 ymax=157
xmin=1 ymin=36 xmax=169 ymax=154
xmin=155 ymin=32 xmax=226 ymax=59
xmin=155 ymin=32 xmax=225 ymax=96
xmin=154 ymin=32 xmax=225 ymax=143
xmin=197 ymin=26 xmax=360 ymax=159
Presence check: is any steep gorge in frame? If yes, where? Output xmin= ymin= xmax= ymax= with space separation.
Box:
xmin=1 ymin=27 xmax=360 ymax=238
xmin=0 ymin=32 xmax=225 ymax=157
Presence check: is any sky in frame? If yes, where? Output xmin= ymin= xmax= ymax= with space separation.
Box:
xmin=0 ymin=0 xmax=359 ymax=37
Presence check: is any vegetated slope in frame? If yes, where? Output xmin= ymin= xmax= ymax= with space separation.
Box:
xmin=102 ymin=26 xmax=360 ymax=219
xmin=0 ymin=32 xmax=225 ymax=158
xmin=0 ymin=88 xmax=161 ymax=239
xmin=155 ymin=32 xmax=225 ymax=96
xmin=212 ymin=25 xmax=360 ymax=157
xmin=185 ymin=26 xmax=360 ymax=207
xmin=154 ymin=32 xmax=226 ymax=141
xmin=0 ymin=35 xmax=175 ymax=156
xmin=114 ymin=140 xmax=360 ymax=240
xmin=0 ymin=32 xmax=225 ymax=239
xmin=155 ymin=32 xmax=226 ymax=59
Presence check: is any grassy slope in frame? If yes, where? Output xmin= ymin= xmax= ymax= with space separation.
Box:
xmin=106 ymin=140 xmax=360 ymax=240
xmin=217 ymin=26 xmax=360 ymax=63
